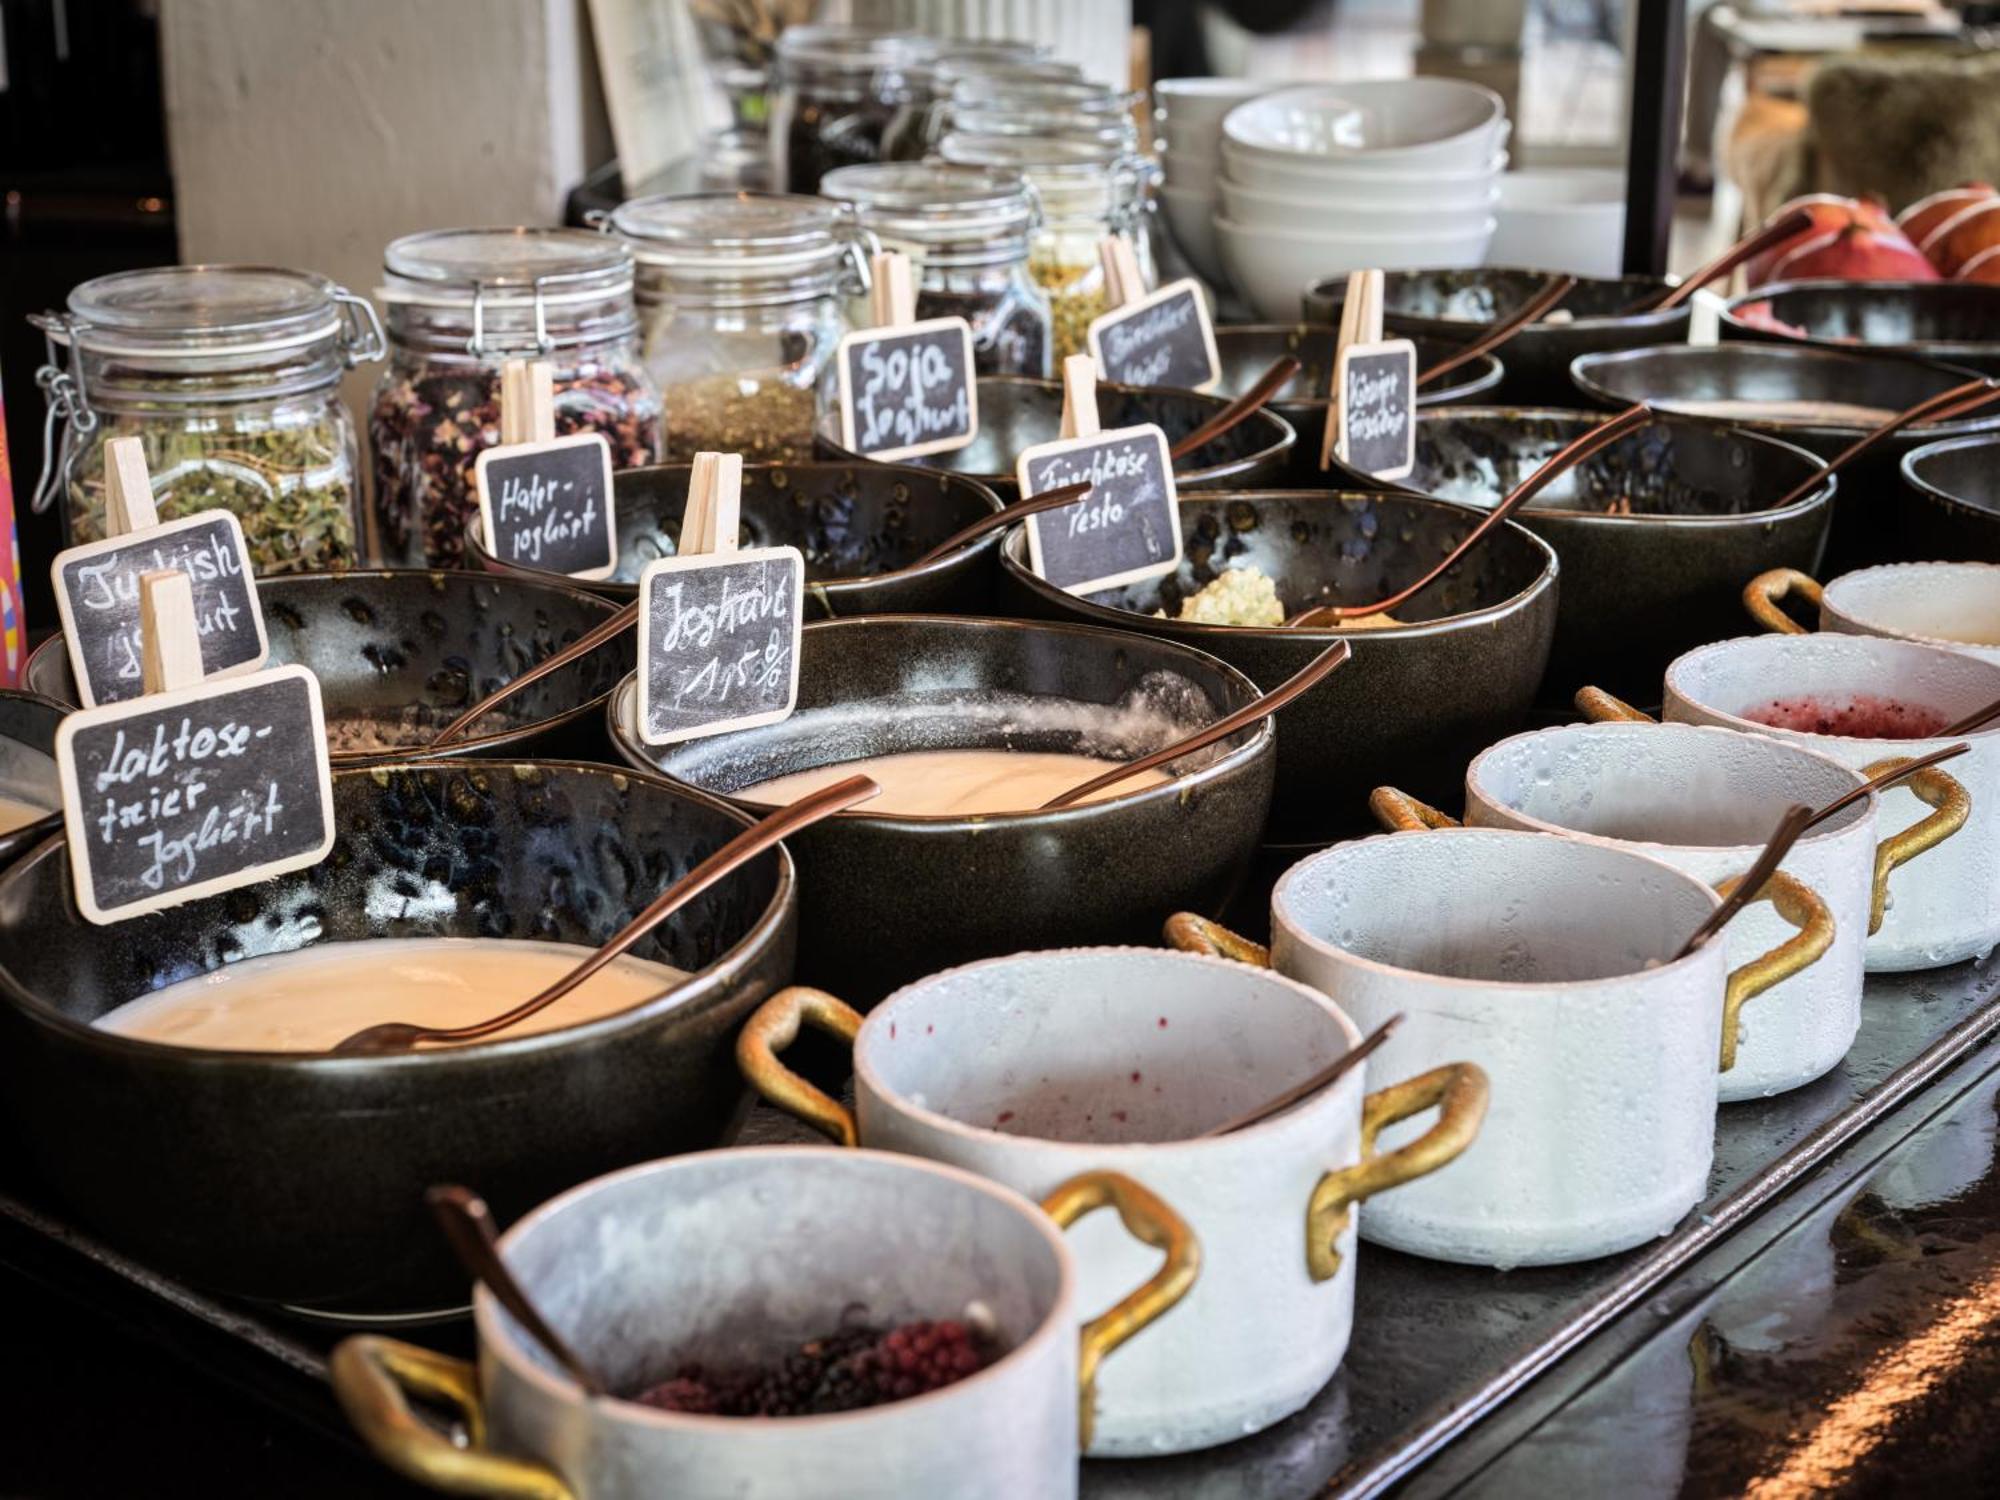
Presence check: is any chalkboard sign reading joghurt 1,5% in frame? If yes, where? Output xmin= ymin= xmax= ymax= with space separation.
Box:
xmin=636 ymin=546 xmax=804 ymax=746
xmin=1017 ymin=423 xmax=1183 ymax=596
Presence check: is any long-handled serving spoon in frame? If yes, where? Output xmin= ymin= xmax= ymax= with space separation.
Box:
xmin=1944 ymin=694 xmax=2000 ymax=738
xmin=1285 ymin=402 xmax=1652 ymax=627
xmin=1673 ymin=802 xmax=1815 ymax=960
xmin=1198 ymin=1015 xmax=1403 ymax=1138
xmin=1168 ymin=356 xmax=1301 ymax=462
xmin=330 ymin=774 xmax=879 ymax=1055
xmin=1763 ymin=375 xmax=2000 ymax=514
xmin=1805 ymin=742 xmax=1971 ymax=828
xmin=1038 ymin=638 xmax=1352 ymax=809
xmin=1624 ymin=205 xmax=1817 ymax=315
xmin=904 ymin=482 xmax=1090 ymax=569
xmin=428 ymin=1185 xmax=608 ymax=1397
xmin=1417 ymin=274 xmax=1577 ymax=387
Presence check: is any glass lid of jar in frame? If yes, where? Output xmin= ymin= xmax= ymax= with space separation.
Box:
xmin=773 ymin=24 xmax=936 ymax=76
xmin=943 ymin=105 xmax=1139 ymax=148
xmin=818 ymin=163 xmax=1035 ymax=245
xmin=610 ymin=191 xmax=857 ymax=276
xmin=936 ymin=131 xmax=1132 ymax=175
xmin=949 ymin=77 xmax=1137 ymax=113
xmin=381 ymin=227 xmax=634 ymax=304
xmin=56 ymin=265 xmax=360 ymax=357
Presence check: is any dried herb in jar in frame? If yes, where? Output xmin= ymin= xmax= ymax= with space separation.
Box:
xmin=661 ymin=373 xmax=818 ymax=464
xmin=1031 ymin=249 xmax=1109 ymax=365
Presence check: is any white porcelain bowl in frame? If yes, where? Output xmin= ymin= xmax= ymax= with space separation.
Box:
xmin=1160 ymin=182 xmax=1227 ymax=287
xmin=1218 ymin=214 xmax=1497 ymax=320
xmin=1155 ymin=76 xmax=1268 ymax=137
xmin=1222 ymin=79 xmax=1508 ymax=173
xmin=1219 ymin=177 xmax=1497 ymax=234
xmin=1488 ymin=168 xmax=1628 ymax=278
xmin=1220 ymin=139 xmax=1507 ymax=199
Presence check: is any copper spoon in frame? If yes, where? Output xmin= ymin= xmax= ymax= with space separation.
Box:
xmin=1417 ymin=274 xmax=1577 ymax=387
xmin=1286 ymin=402 xmax=1651 ymax=627
xmin=1805 ymin=742 xmax=1970 ymax=829
xmin=1765 ymin=376 xmax=2000 ymax=514
xmin=1625 ymin=205 xmax=1817 ymax=315
xmin=1198 ymin=1015 xmax=1402 ymax=1138
xmin=904 ymin=482 xmax=1091 ymax=569
xmin=1673 ymin=802 xmax=1815 ymax=960
xmin=330 ymin=774 xmax=880 ymax=1055
xmin=428 ymin=1185 xmax=607 ymax=1397
xmin=1168 ymin=356 xmax=1301 ymax=462
xmin=1944 ymin=694 xmax=2000 ymax=738
xmin=422 ymin=598 xmax=639 ymax=753
xmin=1039 ymin=638 xmax=1352 ymax=809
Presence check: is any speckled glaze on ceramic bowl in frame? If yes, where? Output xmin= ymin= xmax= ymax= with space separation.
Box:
xmin=0 ymin=760 xmax=796 ymax=1314
xmin=1747 ymin=561 xmax=2000 ymax=665
xmin=24 ymin=570 xmax=634 ymax=768
xmin=467 ymin=461 xmax=1007 ymax=618
xmin=608 ymin=615 xmax=1275 ymax=1003
xmin=813 ymin=375 xmax=1296 ymax=501
xmin=1301 ymin=267 xmax=1691 ymax=407
xmin=1570 ymin=344 xmax=2000 ymax=572
xmin=0 ymin=692 xmax=62 ymax=869
xmin=1332 ymin=408 xmax=1834 ymax=704
xmin=1721 ymin=280 xmax=2000 ymax=376
xmin=1213 ymin=324 xmax=1501 ymax=486
xmin=1902 ymin=433 xmax=2000 ymax=562
xmin=995 ymin=491 xmax=1559 ymax=841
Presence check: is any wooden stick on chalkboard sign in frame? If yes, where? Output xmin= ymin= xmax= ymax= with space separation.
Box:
xmin=476 ymin=358 xmax=618 ymax=582
xmin=1059 ymin=353 xmax=1102 ymax=441
xmin=835 ymin=250 xmax=979 ymax=463
xmin=51 ymin=436 xmax=270 ymax=710
xmin=54 ymin=570 xmax=335 ymax=926
xmin=1087 ymin=240 xmax=1221 ymax=394
xmin=1320 ymin=270 xmax=1384 ymax=472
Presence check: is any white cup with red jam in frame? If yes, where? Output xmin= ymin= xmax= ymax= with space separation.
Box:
xmin=1664 ymin=633 xmax=2000 ymax=970
xmin=1746 ymin=561 xmax=2000 ymax=666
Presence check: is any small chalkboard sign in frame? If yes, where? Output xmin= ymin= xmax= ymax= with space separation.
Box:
xmin=475 ymin=432 xmax=618 ymax=580
xmin=1086 ymin=278 xmax=1221 ymax=393
xmin=56 ymin=658 xmax=335 ymax=926
xmin=635 ymin=545 xmax=804 ymax=747
xmin=835 ymin=317 xmax=979 ymax=461
xmin=1017 ymin=423 xmax=1183 ymax=595
xmin=1336 ymin=338 xmax=1417 ymax=482
xmin=53 ymin=511 xmax=268 ymax=709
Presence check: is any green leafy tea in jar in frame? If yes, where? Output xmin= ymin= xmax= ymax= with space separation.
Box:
xmin=33 ymin=265 xmax=381 ymax=575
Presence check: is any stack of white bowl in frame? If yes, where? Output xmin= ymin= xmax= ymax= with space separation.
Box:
xmin=1154 ymin=77 xmax=1268 ymax=289
xmin=1214 ymin=78 xmax=1508 ymax=320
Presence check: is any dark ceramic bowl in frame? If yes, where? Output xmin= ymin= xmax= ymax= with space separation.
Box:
xmin=813 ymin=375 xmax=1296 ymax=501
xmin=1570 ymin=343 xmax=2000 ymax=571
xmin=24 ymin=570 xmax=633 ymax=767
xmin=0 ymin=692 xmax=63 ymax=870
xmin=1214 ymin=323 xmax=1505 ymax=487
xmin=1301 ymin=267 xmax=1691 ymax=407
xmin=0 ymin=759 xmax=796 ymax=1314
xmin=607 ymin=614 xmax=1275 ymax=1003
xmin=1329 ymin=409 xmax=1835 ymax=703
xmin=1901 ymin=434 xmax=2000 ymax=561
xmin=1721 ymin=280 xmax=2000 ymax=376
xmin=467 ymin=460 xmax=1007 ymax=617
xmin=995 ymin=492 xmax=1559 ymax=841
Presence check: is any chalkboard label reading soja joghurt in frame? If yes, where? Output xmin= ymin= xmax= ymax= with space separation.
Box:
xmin=1337 ymin=338 xmax=1418 ymax=482
xmin=55 ymin=665 xmax=335 ymax=926
xmin=835 ymin=317 xmax=979 ymax=462
xmin=636 ymin=546 xmax=805 ymax=747
xmin=475 ymin=432 xmax=618 ymax=580
xmin=1086 ymin=278 xmax=1221 ymax=393
xmin=1016 ymin=423 xmax=1184 ymax=596
xmin=52 ymin=511 xmax=268 ymax=709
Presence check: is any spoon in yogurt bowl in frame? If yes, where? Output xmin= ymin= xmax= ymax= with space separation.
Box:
xmin=329 ymin=774 xmax=880 ymax=1056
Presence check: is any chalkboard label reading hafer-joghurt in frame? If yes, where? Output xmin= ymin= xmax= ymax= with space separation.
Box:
xmin=1086 ymin=278 xmax=1221 ymax=393
xmin=636 ymin=545 xmax=805 ymax=747
xmin=836 ymin=317 xmax=979 ymax=462
xmin=52 ymin=511 xmax=268 ymax=709
xmin=475 ymin=432 xmax=619 ymax=580
xmin=1017 ymin=423 xmax=1183 ymax=596
xmin=56 ymin=664 xmax=335 ymax=926
xmin=1337 ymin=338 xmax=1418 ymax=482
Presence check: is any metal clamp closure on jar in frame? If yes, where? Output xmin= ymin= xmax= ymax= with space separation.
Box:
xmin=610 ymin=191 xmax=874 ymax=309
xmin=819 ymin=163 xmax=1042 ymax=271
xmin=376 ymin=227 xmax=641 ymax=359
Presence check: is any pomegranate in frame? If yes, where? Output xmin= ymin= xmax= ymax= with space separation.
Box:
xmin=1746 ymin=195 xmax=1902 ymax=288
xmin=1898 ymin=182 xmax=1999 ymax=252
xmin=1768 ymin=221 xmax=1938 ymax=284
xmin=1923 ymin=200 xmax=2000 ymax=277
xmin=1959 ymin=244 xmax=2000 ymax=286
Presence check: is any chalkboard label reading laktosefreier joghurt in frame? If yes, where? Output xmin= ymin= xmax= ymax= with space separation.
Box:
xmin=55 ymin=664 xmax=336 ymax=925
xmin=475 ymin=431 xmax=619 ymax=580
xmin=1087 ymin=278 xmax=1221 ymax=392
xmin=52 ymin=511 xmax=268 ymax=709
xmin=1017 ymin=423 xmax=1184 ymax=596
xmin=636 ymin=545 xmax=806 ymax=746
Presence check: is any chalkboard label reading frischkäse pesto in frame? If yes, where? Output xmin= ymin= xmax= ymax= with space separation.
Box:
xmin=636 ymin=545 xmax=805 ymax=747
xmin=55 ymin=664 xmax=335 ymax=926
xmin=1016 ymin=423 xmax=1183 ymax=596
xmin=836 ymin=317 xmax=979 ymax=462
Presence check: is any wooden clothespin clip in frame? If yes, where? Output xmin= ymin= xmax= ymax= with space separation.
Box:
xmin=681 ymin=451 xmax=743 ymax=558
xmin=500 ymin=358 xmax=557 ymax=447
xmin=139 ymin=570 xmax=205 ymax=696
xmin=1321 ymin=269 xmax=1384 ymax=471
xmin=868 ymin=250 xmax=918 ymax=329
xmin=1059 ymin=354 xmax=1102 ymax=441
xmin=103 ymin=436 xmax=159 ymax=537
xmin=1097 ymin=235 xmax=1146 ymax=313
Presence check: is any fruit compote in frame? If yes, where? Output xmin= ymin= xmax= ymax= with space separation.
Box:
xmin=1743 ymin=694 xmax=1948 ymax=739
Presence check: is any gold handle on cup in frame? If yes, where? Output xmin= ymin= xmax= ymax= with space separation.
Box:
xmin=1368 ymin=785 xmax=1461 ymax=832
xmin=1709 ymin=868 xmax=1836 ymax=1072
xmin=1303 ymin=1063 xmax=1490 ymax=1283
xmin=1861 ymin=758 xmax=1972 ymax=934
xmin=1161 ymin=912 xmax=1270 ymax=967
xmin=1040 ymin=1170 xmax=1202 ymax=1452
xmin=330 ymin=1337 xmax=574 ymax=1500
xmin=1742 ymin=568 xmax=1822 ymax=635
xmin=736 ymin=986 xmax=865 ymax=1145
xmin=1574 ymin=687 xmax=1657 ymax=723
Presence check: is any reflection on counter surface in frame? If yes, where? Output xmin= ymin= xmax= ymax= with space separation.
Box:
xmin=738 ymin=747 xmax=1170 ymax=815
xmin=93 ymin=938 xmax=688 ymax=1052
